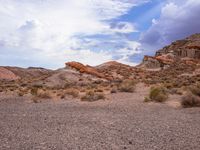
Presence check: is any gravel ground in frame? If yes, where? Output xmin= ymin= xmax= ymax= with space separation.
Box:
xmin=0 ymin=87 xmax=200 ymax=150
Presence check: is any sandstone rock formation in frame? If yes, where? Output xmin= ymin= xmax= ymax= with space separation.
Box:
xmin=65 ymin=61 xmax=136 ymax=80
xmin=140 ymin=33 xmax=200 ymax=69
xmin=156 ymin=33 xmax=200 ymax=59
xmin=66 ymin=61 xmax=107 ymax=79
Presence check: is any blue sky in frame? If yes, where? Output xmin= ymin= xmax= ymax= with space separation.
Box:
xmin=0 ymin=0 xmax=200 ymax=69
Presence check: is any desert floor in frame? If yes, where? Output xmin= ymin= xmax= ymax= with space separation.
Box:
xmin=0 ymin=85 xmax=200 ymax=150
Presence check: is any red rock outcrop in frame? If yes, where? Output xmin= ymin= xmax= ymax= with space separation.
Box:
xmin=139 ymin=54 xmax=175 ymax=69
xmin=65 ymin=61 xmax=107 ymax=79
xmin=0 ymin=67 xmax=20 ymax=80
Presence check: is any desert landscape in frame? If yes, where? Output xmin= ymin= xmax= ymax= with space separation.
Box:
xmin=0 ymin=34 xmax=200 ymax=149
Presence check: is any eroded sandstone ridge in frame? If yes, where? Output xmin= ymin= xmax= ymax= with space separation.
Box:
xmin=65 ymin=61 xmax=107 ymax=79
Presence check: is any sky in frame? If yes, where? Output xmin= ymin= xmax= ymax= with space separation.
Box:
xmin=0 ymin=0 xmax=200 ymax=69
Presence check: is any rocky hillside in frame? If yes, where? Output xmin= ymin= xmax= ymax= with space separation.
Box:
xmin=156 ymin=33 xmax=200 ymax=58
xmin=0 ymin=67 xmax=20 ymax=80
xmin=65 ymin=61 xmax=137 ymax=81
xmin=139 ymin=33 xmax=200 ymax=69
xmin=1 ymin=33 xmax=200 ymax=90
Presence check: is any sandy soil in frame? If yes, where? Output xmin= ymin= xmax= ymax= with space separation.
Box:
xmin=0 ymin=85 xmax=200 ymax=150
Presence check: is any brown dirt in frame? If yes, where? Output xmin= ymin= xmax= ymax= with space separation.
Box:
xmin=0 ymin=84 xmax=200 ymax=150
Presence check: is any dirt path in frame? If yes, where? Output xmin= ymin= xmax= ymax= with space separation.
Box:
xmin=0 ymin=85 xmax=200 ymax=150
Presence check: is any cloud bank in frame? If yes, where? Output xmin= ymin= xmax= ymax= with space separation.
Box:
xmin=0 ymin=0 xmax=146 ymax=68
xmin=1 ymin=0 xmax=200 ymax=68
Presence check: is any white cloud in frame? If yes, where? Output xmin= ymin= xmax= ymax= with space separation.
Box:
xmin=0 ymin=0 xmax=146 ymax=68
xmin=115 ymin=41 xmax=141 ymax=65
xmin=110 ymin=21 xmax=137 ymax=33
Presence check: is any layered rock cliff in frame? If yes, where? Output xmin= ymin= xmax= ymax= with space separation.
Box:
xmin=140 ymin=33 xmax=200 ymax=69
xmin=156 ymin=33 xmax=200 ymax=59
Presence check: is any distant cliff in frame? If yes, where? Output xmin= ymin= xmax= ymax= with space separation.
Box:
xmin=139 ymin=33 xmax=200 ymax=69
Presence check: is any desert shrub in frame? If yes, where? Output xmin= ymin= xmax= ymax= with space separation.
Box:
xmin=18 ymin=91 xmax=24 ymax=97
xmin=189 ymin=84 xmax=200 ymax=96
xmin=168 ymin=88 xmax=183 ymax=95
xmin=148 ymin=86 xmax=168 ymax=102
xmin=168 ymin=88 xmax=177 ymax=95
xmin=93 ymin=80 xmax=103 ymax=84
xmin=118 ymin=79 xmax=136 ymax=93
xmin=80 ymin=89 xmax=86 ymax=92
xmin=110 ymin=87 xmax=117 ymax=93
xmin=81 ymin=91 xmax=105 ymax=102
xmin=17 ymin=89 xmax=25 ymax=97
xmin=144 ymin=96 xmax=151 ymax=102
xmin=87 ymin=84 xmax=98 ymax=89
xmin=30 ymin=87 xmax=38 ymax=96
xmin=32 ymin=84 xmax=43 ymax=89
xmin=19 ymin=87 xmax=29 ymax=95
xmin=52 ymin=90 xmax=57 ymax=93
xmin=60 ymin=94 xmax=65 ymax=99
xmin=20 ymin=83 xmax=27 ymax=87
xmin=181 ymin=93 xmax=200 ymax=108
xmin=37 ymin=91 xmax=51 ymax=99
xmin=65 ymin=89 xmax=79 ymax=98
xmin=30 ymin=87 xmax=51 ymax=99
xmin=32 ymin=97 xmax=41 ymax=103
xmin=56 ymin=93 xmax=62 ymax=97
xmin=63 ymin=81 xmax=74 ymax=89
xmin=9 ymin=88 xmax=15 ymax=91
xmin=95 ymin=89 xmax=103 ymax=93
xmin=163 ymin=83 xmax=174 ymax=89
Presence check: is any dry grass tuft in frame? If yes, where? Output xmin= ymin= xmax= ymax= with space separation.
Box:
xmin=17 ymin=87 xmax=29 ymax=97
xmin=65 ymin=89 xmax=79 ymax=98
xmin=37 ymin=91 xmax=51 ymax=99
xmin=32 ymin=97 xmax=41 ymax=103
xmin=118 ymin=79 xmax=136 ymax=93
xmin=30 ymin=87 xmax=38 ymax=96
xmin=144 ymin=96 xmax=151 ymax=102
xmin=18 ymin=91 xmax=24 ymax=97
xmin=81 ymin=91 xmax=105 ymax=102
xmin=30 ymin=87 xmax=51 ymax=102
xmin=110 ymin=87 xmax=117 ymax=93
